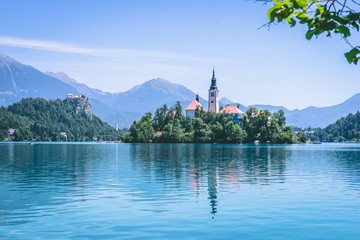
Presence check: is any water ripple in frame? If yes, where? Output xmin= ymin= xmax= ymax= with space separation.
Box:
xmin=0 ymin=143 xmax=360 ymax=239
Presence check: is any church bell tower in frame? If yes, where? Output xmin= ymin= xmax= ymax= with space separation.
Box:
xmin=208 ymin=67 xmax=219 ymax=113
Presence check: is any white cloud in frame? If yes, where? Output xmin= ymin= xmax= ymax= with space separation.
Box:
xmin=0 ymin=36 xmax=231 ymax=64
xmin=0 ymin=36 xmax=96 ymax=55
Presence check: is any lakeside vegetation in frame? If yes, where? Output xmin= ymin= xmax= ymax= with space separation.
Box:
xmin=0 ymin=98 xmax=123 ymax=141
xmin=126 ymin=102 xmax=298 ymax=143
xmin=3 ymin=98 xmax=360 ymax=144
xmin=309 ymin=111 xmax=360 ymax=143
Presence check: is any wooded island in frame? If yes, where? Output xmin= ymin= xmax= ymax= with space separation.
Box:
xmin=126 ymin=102 xmax=297 ymax=144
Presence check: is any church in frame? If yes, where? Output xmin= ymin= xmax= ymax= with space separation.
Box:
xmin=185 ymin=68 xmax=244 ymax=120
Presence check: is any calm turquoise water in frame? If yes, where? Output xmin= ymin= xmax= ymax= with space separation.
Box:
xmin=0 ymin=143 xmax=360 ymax=239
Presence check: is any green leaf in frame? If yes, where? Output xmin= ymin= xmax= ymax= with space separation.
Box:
xmin=289 ymin=0 xmax=308 ymax=9
xmin=333 ymin=16 xmax=348 ymax=25
xmin=337 ymin=26 xmax=351 ymax=37
xmin=305 ymin=30 xmax=315 ymax=40
xmin=322 ymin=21 xmax=337 ymax=31
xmin=305 ymin=29 xmax=316 ymax=40
xmin=351 ymin=22 xmax=359 ymax=31
xmin=296 ymin=0 xmax=308 ymax=8
xmin=316 ymin=4 xmax=325 ymax=15
xmin=295 ymin=11 xmax=310 ymax=24
xmin=267 ymin=5 xmax=282 ymax=22
xmin=347 ymin=12 xmax=360 ymax=22
xmin=345 ymin=47 xmax=360 ymax=64
xmin=287 ymin=17 xmax=296 ymax=27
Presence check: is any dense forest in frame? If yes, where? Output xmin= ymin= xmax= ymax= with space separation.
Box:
xmin=309 ymin=111 xmax=360 ymax=142
xmin=0 ymin=97 xmax=123 ymax=141
xmin=126 ymin=102 xmax=297 ymax=143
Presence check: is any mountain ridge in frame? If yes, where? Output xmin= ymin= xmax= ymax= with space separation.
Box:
xmin=1 ymin=53 xmax=360 ymax=128
xmin=0 ymin=54 xmax=80 ymax=105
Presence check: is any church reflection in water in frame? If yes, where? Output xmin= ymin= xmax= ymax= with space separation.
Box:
xmin=130 ymin=144 xmax=290 ymax=216
xmin=2 ymin=143 xmax=360 ymax=228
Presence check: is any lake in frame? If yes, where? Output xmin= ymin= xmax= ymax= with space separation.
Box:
xmin=0 ymin=143 xmax=360 ymax=239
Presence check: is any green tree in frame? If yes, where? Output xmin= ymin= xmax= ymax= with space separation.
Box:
xmin=265 ymin=0 xmax=360 ymax=64
xmin=192 ymin=118 xmax=211 ymax=142
xmin=117 ymin=135 xmax=125 ymax=141
xmin=223 ymin=120 xmax=247 ymax=143
xmin=268 ymin=116 xmax=281 ymax=141
xmin=203 ymin=111 xmax=217 ymax=125
xmin=136 ymin=112 xmax=154 ymax=142
xmin=159 ymin=120 xmax=183 ymax=143
xmin=297 ymin=131 xmax=307 ymax=143
xmin=174 ymin=101 xmax=185 ymax=123
xmin=129 ymin=103 xmax=291 ymax=144
xmin=195 ymin=105 xmax=205 ymax=118
xmin=309 ymin=111 xmax=360 ymax=142
xmin=211 ymin=121 xmax=224 ymax=141
xmin=273 ymin=109 xmax=286 ymax=127
xmin=0 ymin=97 xmax=120 ymax=142
xmin=153 ymin=104 xmax=169 ymax=131
xmin=246 ymin=107 xmax=258 ymax=117
xmin=128 ymin=121 xmax=139 ymax=142
xmin=278 ymin=126 xmax=294 ymax=143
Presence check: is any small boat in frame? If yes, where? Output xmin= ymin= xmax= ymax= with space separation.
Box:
xmin=29 ymin=142 xmax=34 ymax=145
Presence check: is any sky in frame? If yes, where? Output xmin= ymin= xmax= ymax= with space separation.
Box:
xmin=0 ymin=0 xmax=359 ymax=110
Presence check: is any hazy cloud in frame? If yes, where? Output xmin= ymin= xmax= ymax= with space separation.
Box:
xmin=0 ymin=36 xmax=228 ymax=63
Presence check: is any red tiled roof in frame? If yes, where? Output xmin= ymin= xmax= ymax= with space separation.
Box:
xmin=186 ymin=100 xmax=203 ymax=110
xmin=220 ymin=106 xmax=245 ymax=114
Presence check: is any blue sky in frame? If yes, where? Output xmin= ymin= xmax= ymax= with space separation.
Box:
xmin=0 ymin=0 xmax=359 ymax=109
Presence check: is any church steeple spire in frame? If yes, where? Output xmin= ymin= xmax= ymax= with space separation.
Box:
xmin=210 ymin=66 xmax=217 ymax=90
xmin=208 ymin=67 xmax=219 ymax=113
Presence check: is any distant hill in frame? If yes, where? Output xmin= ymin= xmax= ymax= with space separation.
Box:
xmin=1 ymin=53 xmax=360 ymax=128
xmin=44 ymin=71 xmax=117 ymax=104
xmin=228 ymin=94 xmax=360 ymax=128
xmin=112 ymin=78 xmax=206 ymax=113
xmin=44 ymin=72 xmax=207 ymax=127
xmin=289 ymin=94 xmax=360 ymax=128
xmin=309 ymin=111 xmax=360 ymax=142
xmin=0 ymin=97 xmax=119 ymax=141
xmin=43 ymin=71 xmax=133 ymax=127
xmin=219 ymin=97 xmax=234 ymax=105
xmin=44 ymin=72 xmax=207 ymax=113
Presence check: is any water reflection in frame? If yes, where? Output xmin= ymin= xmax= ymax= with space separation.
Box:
xmin=327 ymin=145 xmax=360 ymax=191
xmin=0 ymin=143 xmax=111 ymax=225
xmin=130 ymin=144 xmax=291 ymax=215
xmin=1 ymin=142 xmax=360 ymax=237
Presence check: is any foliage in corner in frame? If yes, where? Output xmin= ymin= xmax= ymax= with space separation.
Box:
xmin=266 ymin=0 xmax=360 ymax=64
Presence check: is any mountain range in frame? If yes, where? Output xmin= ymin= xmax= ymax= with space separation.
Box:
xmin=231 ymin=94 xmax=360 ymax=129
xmin=1 ymin=53 xmax=359 ymax=128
